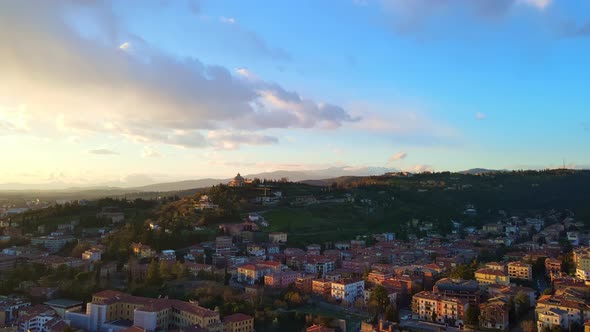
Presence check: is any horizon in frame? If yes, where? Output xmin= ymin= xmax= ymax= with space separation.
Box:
xmin=2 ymin=1 xmax=590 ymax=187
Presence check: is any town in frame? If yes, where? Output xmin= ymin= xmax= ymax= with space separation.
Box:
xmin=1 ymin=170 xmax=589 ymax=332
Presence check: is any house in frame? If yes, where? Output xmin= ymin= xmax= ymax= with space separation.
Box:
xmin=331 ymin=279 xmax=365 ymax=304
xmin=479 ymin=297 xmax=509 ymax=330
xmin=507 ymin=262 xmax=532 ymax=281
xmin=537 ymin=308 xmax=569 ymax=332
xmin=237 ymin=264 xmax=266 ymax=284
xmin=475 ymin=268 xmax=510 ymax=286
xmin=43 ymin=299 xmax=83 ymax=318
xmin=131 ymin=243 xmax=156 ymax=259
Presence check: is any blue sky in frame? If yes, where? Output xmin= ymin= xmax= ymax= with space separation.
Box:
xmin=0 ymin=0 xmax=589 ymax=186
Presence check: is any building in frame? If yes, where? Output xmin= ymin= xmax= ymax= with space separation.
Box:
xmin=43 ymin=299 xmax=83 ymax=318
xmin=307 ymin=325 xmax=335 ymax=332
xmin=545 ymin=258 xmax=562 ymax=276
xmin=30 ymin=234 xmax=76 ymax=253
xmin=215 ymin=236 xmax=233 ymax=254
xmin=306 ymin=244 xmax=322 ymax=256
xmin=507 ymin=262 xmax=532 ymax=281
xmin=475 ymin=268 xmax=510 ymax=286
xmin=312 ymin=279 xmax=332 ymax=298
xmin=537 ymin=308 xmax=569 ymax=332
xmin=412 ymin=291 xmax=468 ymax=327
xmin=16 ymin=305 xmax=61 ymax=332
xmin=303 ymin=257 xmax=335 ymax=277
xmin=222 ymin=313 xmax=254 ymax=332
xmin=97 ymin=207 xmax=125 ymax=224
xmin=366 ymin=270 xmax=393 ymax=286
xmin=66 ymin=290 xmax=222 ymax=332
xmin=268 ymin=232 xmax=287 ymax=244
xmin=82 ymin=248 xmax=102 ymax=262
xmin=228 ymin=173 xmax=246 ymax=187
xmin=479 ymin=298 xmax=509 ymax=330
xmin=131 ymin=243 xmax=156 ymax=259
xmin=433 ymin=278 xmax=480 ymax=306
xmin=331 ymin=279 xmax=365 ymax=304
xmin=264 ymin=271 xmax=300 ymax=288
xmin=0 ymin=296 xmax=31 ymax=327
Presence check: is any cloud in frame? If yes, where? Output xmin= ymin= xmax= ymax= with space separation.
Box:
xmin=207 ymin=130 xmax=279 ymax=150
xmin=582 ymin=122 xmax=590 ymax=131
xmin=379 ymin=0 xmax=552 ymax=33
xmin=0 ymin=1 xmax=355 ymax=149
xmin=388 ymin=152 xmax=408 ymax=163
xmin=475 ymin=112 xmax=486 ymax=120
xmin=88 ymin=148 xmax=119 ymax=155
xmin=220 ymin=16 xmax=236 ymax=24
xmin=405 ymin=164 xmax=434 ymax=173
xmin=142 ymin=146 xmax=162 ymax=158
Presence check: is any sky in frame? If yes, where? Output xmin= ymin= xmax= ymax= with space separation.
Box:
xmin=1 ymin=0 xmax=589 ymax=187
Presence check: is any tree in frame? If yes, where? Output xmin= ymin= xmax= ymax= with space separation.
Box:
xmin=146 ymin=259 xmax=161 ymax=285
xmin=520 ymin=320 xmax=536 ymax=332
xmin=465 ymin=306 xmax=479 ymax=326
xmin=368 ymin=286 xmax=390 ymax=315
xmin=159 ymin=261 xmax=171 ymax=281
xmin=385 ymin=304 xmax=399 ymax=323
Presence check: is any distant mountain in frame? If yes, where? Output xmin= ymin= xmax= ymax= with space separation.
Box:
xmin=459 ymin=168 xmax=500 ymax=175
xmin=0 ymin=166 xmax=395 ymax=193
xmin=245 ymin=166 xmax=395 ymax=182
xmin=128 ymin=179 xmax=227 ymax=192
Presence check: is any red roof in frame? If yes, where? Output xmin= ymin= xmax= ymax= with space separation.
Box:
xmin=223 ymin=313 xmax=253 ymax=323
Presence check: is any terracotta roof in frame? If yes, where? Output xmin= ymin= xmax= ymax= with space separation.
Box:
xmin=223 ymin=313 xmax=253 ymax=323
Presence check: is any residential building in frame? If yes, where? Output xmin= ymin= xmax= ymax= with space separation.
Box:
xmin=0 ymin=296 xmax=31 ymax=327
xmin=264 ymin=271 xmax=300 ymax=288
xmin=475 ymin=268 xmax=510 ymax=286
xmin=268 ymin=232 xmax=287 ymax=244
xmin=222 ymin=313 xmax=254 ymax=332
xmin=412 ymin=291 xmax=468 ymax=327
xmin=30 ymin=234 xmax=76 ymax=253
xmin=367 ymin=270 xmax=393 ymax=286
xmin=433 ymin=278 xmax=480 ymax=306
xmin=331 ymin=279 xmax=365 ymax=304
xmin=507 ymin=262 xmax=532 ymax=281
xmin=131 ymin=243 xmax=156 ymax=259
xmin=537 ymin=308 xmax=569 ymax=332
xmin=66 ymin=290 xmax=222 ymax=332
xmin=307 ymin=325 xmax=335 ymax=332
xmin=545 ymin=258 xmax=562 ymax=277
xmin=16 ymin=305 xmax=61 ymax=332
xmin=82 ymin=248 xmax=102 ymax=262
xmin=479 ymin=298 xmax=509 ymax=331
xmin=312 ymin=279 xmax=332 ymax=298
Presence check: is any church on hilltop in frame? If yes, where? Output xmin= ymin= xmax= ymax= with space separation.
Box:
xmin=228 ymin=173 xmax=247 ymax=187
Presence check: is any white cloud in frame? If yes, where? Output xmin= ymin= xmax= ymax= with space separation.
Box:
xmin=475 ymin=112 xmax=486 ymax=120
xmin=518 ymin=0 xmax=551 ymax=10
xmin=142 ymin=146 xmax=162 ymax=158
xmin=220 ymin=16 xmax=236 ymax=24
xmin=88 ymin=148 xmax=119 ymax=155
xmin=388 ymin=151 xmax=408 ymax=163
xmin=119 ymin=42 xmax=130 ymax=50
xmin=404 ymin=164 xmax=433 ymax=173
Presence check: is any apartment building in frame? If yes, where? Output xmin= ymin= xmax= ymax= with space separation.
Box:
xmin=475 ymin=268 xmax=510 ymax=286
xmin=330 ymin=279 xmax=365 ymax=304
xmin=507 ymin=262 xmax=532 ymax=281
xmin=412 ymin=291 xmax=468 ymax=327
xmin=66 ymin=291 xmax=221 ymax=332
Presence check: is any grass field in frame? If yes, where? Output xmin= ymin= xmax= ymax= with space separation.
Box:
xmin=262 ymin=204 xmax=387 ymax=247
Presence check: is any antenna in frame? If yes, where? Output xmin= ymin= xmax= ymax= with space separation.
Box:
xmin=562 ymin=158 xmax=566 ymax=169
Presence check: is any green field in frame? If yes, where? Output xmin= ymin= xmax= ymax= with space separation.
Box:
xmin=262 ymin=204 xmax=392 ymax=246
